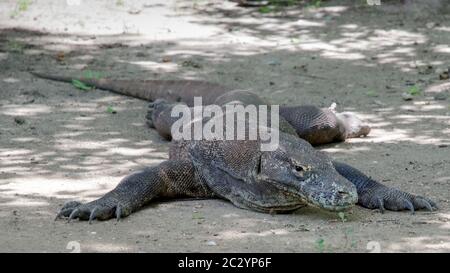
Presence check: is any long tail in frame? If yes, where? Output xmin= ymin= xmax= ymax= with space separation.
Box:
xmin=31 ymin=71 xmax=230 ymax=106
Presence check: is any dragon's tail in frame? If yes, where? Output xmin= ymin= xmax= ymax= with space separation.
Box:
xmin=31 ymin=71 xmax=229 ymax=105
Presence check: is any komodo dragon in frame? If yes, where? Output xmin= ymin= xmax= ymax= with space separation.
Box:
xmin=32 ymin=72 xmax=437 ymax=223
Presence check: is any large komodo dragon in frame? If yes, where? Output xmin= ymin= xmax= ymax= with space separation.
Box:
xmin=32 ymin=72 xmax=438 ymax=223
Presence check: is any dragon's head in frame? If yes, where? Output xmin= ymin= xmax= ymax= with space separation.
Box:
xmin=258 ymin=134 xmax=358 ymax=211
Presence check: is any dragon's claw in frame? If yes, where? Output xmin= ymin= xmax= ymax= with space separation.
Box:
xmin=55 ymin=197 xmax=131 ymax=223
xmin=360 ymin=187 xmax=438 ymax=213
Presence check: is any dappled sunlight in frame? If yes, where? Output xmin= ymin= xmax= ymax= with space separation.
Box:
xmin=55 ymin=138 xmax=125 ymax=150
xmin=435 ymin=213 xmax=450 ymax=230
xmin=1 ymin=104 xmax=51 ymax=116
xmin=341 ymin=102 xmax=450 ymax=146
xmin=0 ymin=0 xmax=449 ymax=252
xmin=433 ymin=44 xmax=450 ymax=54
xmin=0 ymin=0 xmax=440 ymax=74
xmin=222 ymin=213 xmax=241 ymax=218
xmin=351 ymin=128 xmax=448 ymax=145
xmin=0 ymin=176 xmax=113 ymax=201
xmin=217 ymin=228 xmax=289 ymax=240
xmin=0 ymin=52 xmax=7 ymax=61
xmin=122 ymin=60 xmax=179 ymax=73
xmin=11 ymin=137 xmax=41 ymax=142
xmin=0 ymin=149 xmax=33 ymax=157
xmin=0 ymin=2 xmax=446 ymax=106
xmin=0 ymin=94 xmax=168 ymax=184
xmin=107 ymin=147 xmax=157 ymax=156
xmin=2 ymin=77 xmax=20 ymax=83
xmin=81 ymin=243 xmax=134 ymax=252
xmin=321 ymin=146 xmax=371 ymax=154
xmin=425 ymin=81 xmax=450 ymax=93
xmin=387 ymin=235 xmax=450 ymax=252
xmin=0 ymin=196 xmax=49 ymax=207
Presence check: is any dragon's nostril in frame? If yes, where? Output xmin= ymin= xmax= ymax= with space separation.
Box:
xmin=338 ymin=191 xmax=349 ymax=197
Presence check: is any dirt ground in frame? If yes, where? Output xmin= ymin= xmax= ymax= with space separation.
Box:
xmin=0 ymin=0 xmax=449 ymax=253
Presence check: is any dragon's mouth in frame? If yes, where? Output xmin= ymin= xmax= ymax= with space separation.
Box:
xmin=307 ymin=199 xmax=355 ymax=212
xmin=306 ymin=188 xmax=358 ymax=211
xmin=260 ymin=175 xmax=358 ymax=211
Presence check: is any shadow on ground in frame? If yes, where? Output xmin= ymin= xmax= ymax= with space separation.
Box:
xmin=0 ymin=0 xmax=449 ymax=252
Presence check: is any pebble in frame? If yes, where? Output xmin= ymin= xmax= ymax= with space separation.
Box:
xmin=439 ymin=71 xmax=449 ymax=80
xmin=206 ymin=240 xmax=217 ymax=246
xmin=14 ymin=116 xmax=26 ymax=125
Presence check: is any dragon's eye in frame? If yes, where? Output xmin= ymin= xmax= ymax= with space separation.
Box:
xmin=294 ymin=165 xmax=304 ymax=172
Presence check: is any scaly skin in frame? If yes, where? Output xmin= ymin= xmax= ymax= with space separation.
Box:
xmin=30 ymin=72 xmax=437 ymax=223
xmin=332 ymin=162 xmax=437 ymax=213
xmin=31 ymin=71 xmax=370 ymax=145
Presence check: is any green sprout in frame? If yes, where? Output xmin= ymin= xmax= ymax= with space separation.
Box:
xmin=6 ymin=40 xmax=25 ymax=53
xmin=257 ymin=0 xmax=300 ymax=13
xmin=366 ymin=90 xmax=378 ymax=97
xmin=338 ymin=212 xmax=347 ymax=223
xmin=258 ymin=6 xmax=272 ymax=13
xmin=307 ymin=0 xmax=322 ymax=8
xmin=106 ymin=106 xmax=117 ymax=114
xmin=407 ymin=85 xmax=421 ymax=96
xmin=315 ymin=238 xmax=325 ymax=252
xmin=71 ymin=79 xmax=92 ymax=91
xmin=290 ymin=37 xmax=300 ymax=44
xmin=10 ymin=0 xmax=32 ymax=18
xmin=82 ymin=70 xmax=103 ymax=80
xmin=192 ymin=212 xmax=205 ymax=220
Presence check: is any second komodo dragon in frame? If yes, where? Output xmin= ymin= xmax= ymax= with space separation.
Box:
xmin=32 ymin=72 xmax=438 ymax=223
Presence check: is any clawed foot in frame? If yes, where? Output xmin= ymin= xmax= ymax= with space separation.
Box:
xmin=359 ymin=187 xmax=438 ymax=214
xmin=335 ymin=111 xmax=371 ymax=138
xmin=55 ymin=197 xmax=132 ymax=224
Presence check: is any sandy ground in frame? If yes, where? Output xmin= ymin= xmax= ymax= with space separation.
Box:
xmin=0 ymin=0 xmax=449 ymax=253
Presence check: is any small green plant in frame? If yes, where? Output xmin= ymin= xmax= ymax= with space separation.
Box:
xmin=290 ymin=37 xmax=300 ymax=44
xmin=18 ymin=0 xmax=31 ymax=11
xmin=338 ymin=212 xmax=347 ymax=223
xmin=82 ymin=70 xmax=104 ymax=80
xmin=307 ymin=0 xmax=322 ymax=8
xmin=407 ymin=85 xmax=421 ymax=96
xmin=258 ymin=6 xmax=273 ymax=13
xmin=116 ymin=0 xmax=124 ymax=6
xmin=6 ymin=40 xmax=25 ymax=53
xmin=270 ymin=0 xmax=297 ymax=6
xmin=315 ymin=238 xmax=325 ymax=252
xmin=343 ymin=228 xmax=357 ymax=250
xmin=10 ymin=0 xmax=32 ymax=18
xmin=71 ymin=79 xmax=92 ymax=91
xmin=106 ymin=106 xmax=117 ymax=114
xmin=257 ymin=0 xmax=300 ymax=13
xmin=366 ymin=90 xmax=378 ymax=97
xmin=192 ymin=212 xmax=204 ymax=220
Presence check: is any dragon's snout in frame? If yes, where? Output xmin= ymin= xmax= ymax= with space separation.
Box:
xmin=302 ymin=175 xmax=358 ymax=211
xmin=332 ymin=186 xmax=359 ymax=210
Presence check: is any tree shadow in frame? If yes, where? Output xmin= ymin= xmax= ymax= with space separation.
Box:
xmin=0 ymin=0 xmax=449 ymax=252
